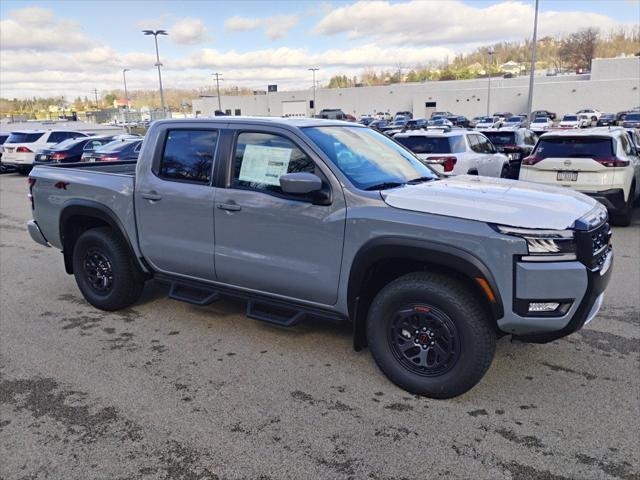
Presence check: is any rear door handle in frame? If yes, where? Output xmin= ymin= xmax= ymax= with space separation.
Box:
xmin=142 ymin=192 xmax=162 ymax=201
xmin=217 ymin=202 xmax=241 ymax=212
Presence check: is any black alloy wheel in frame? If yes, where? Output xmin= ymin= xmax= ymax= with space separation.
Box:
xmin=388 ymin=304 xmax=460 ymax=376
xmin=83 ymin=248 xmax=114 ymax=293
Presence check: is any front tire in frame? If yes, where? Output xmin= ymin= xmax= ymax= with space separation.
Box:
xmin=72 ymin=227 xmax=144 ymax=311
xmin=366 ymin=272 xmax=496 ymax=399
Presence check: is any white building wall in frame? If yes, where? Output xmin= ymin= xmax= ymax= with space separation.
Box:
xmin=193 ymin=57 xmax=640 ymax=119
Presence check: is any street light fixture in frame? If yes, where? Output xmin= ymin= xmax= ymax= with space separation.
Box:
xmin=308 ymin=67 xmax=319 ymax=117
xmin=142 ymin=29 xmax=168 ymax=115
xmin=526 ymin=0 xmax=540 ymax=121
xmin=486 ymin=47 xmax=495 ymax=117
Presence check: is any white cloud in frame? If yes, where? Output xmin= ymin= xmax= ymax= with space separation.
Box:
xmin=224 ymin=14 xmax=299 ymax=40
xmin=314 ymin=0 xmax=625 ymax=45
xmin=224 ymin=16 xmax=263 ymax=32
xmin=178 ymin=44 xmax=452 ymax=70
xmin=170 ymin=17 xmax=209 ymax=45
xmin=0 ymin=7 xmax=94 ymax=51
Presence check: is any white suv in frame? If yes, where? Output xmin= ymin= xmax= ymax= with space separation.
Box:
xmin=2 ymin=130 xmax=89 ymax=174
xmin=558 ymin=114 xmax=590 ymax=129
xmin=395 ymin=129 xmax=510 ymax=177
xmin=519 ymin=128 xmax=639 ymax=225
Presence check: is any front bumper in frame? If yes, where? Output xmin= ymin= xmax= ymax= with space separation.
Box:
xmin=512 ymin=250 xmax=612 ymax=343
xmin=582 ymin=189 xmax=626 ymax=213
xmin=498 ymin=218 xmax=613 ymax=343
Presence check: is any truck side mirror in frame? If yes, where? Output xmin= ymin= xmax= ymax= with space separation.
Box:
xmin=280 ymin=172 xmax=322 ymax=195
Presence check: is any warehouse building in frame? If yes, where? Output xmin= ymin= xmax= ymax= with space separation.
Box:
xmin=192 ymin=56 xmax=640 ymax=119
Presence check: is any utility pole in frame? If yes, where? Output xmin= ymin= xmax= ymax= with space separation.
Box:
xmin=93 ymin=88 xmax=99 ymax=107
xmin=486 ymin=48 xmax=495 ymax=117
xmin=526 ymin=0 xmax=540 ymax=121
xmin=122 ymin=68 xmax=130 ymax=132
xmin=142 ymin=29 xmax=168 ymax=115
xmin=211 ymin=73 xmax=223 ymax=112
xmin=308 ymin=67 xmax=319 ymax=117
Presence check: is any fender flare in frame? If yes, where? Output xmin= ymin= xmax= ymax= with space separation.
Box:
xmin=347 ymin=237 xmax=504 ymax=350
xmin=59 ymin=200 xmax=144 ymax=275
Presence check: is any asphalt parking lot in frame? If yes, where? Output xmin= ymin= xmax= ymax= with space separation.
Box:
xmin=1 ymin=172 xmax=638 ymax=480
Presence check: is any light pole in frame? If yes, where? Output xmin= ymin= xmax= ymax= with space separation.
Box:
xmin=526 ymin=0 xmax=540 ymax=121
xmin=211 ymin=73 xmax=223 ymax=112
xmin=122 ymin=68 xmax=130 ymax=130
xmin=308 ymin=67 xmax=319 ymax=117
xmin=142 ymin=29 xmax=168 ymax=115
xmin=486 ymin=47 xmax=495 ymax=117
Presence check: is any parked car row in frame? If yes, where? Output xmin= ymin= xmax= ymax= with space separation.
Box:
xmin=0 ymin=128 xmax=143 ymax=174
xmin=367 ymin=115 xmax=639 ymax=224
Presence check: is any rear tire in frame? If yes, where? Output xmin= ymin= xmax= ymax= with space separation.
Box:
xmin=17 ymin=166 xmax=31 ymax=175
xmin=611 ymin=185 xmax=635 ymax=227
xmin=72 ymin=227 xmax=144 ymax=311
xmin=366 ymin=272 xmax=496 ymax=399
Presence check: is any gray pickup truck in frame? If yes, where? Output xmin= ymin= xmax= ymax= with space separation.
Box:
xmin=27 ymin=118 xmax=613 ymax=398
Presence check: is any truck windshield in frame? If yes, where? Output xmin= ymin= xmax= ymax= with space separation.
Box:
xmin=303 ymin=126 xmax=437 ymax=190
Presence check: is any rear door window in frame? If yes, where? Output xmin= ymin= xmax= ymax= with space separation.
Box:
xmin=534 ymin=137 xmax=614 ymax=159
xmin=47 ymin=131 xmax=76 ymax=143
xmin=84 ymin=140 xmax=109 ymax=150
xmin=159 ymin=130 xmax=217 ymax=183
xmin=6 ymin=132 xmax=45 ymax=143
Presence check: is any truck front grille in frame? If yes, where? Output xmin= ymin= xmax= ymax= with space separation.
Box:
xmin=576 ymin=220 xmax=612 ymax=271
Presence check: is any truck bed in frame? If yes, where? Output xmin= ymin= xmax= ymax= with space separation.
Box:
xmin=39 ymin=160 xmax=137 ymax=176
xmin=29 ymin=161 xmax=138 ymax=251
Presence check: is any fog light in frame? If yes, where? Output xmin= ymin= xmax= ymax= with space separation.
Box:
xmin=528 ymin=302 xmax=560 ymax=313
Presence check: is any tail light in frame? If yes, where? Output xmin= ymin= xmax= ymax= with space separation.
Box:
xmin=522 ymin=156 xmax=544 ymax=165
xmin=28 ymin=177 xmax=36 ymax=209
xmin=51 ymin=153 xmax=67 ymax=162
xmin=101 ymin=155 xmax=119 ymax=161
xmin=426 ymin=156 xmax=457 ymax=172
xmin=16 ymin=146 xmax=32 ymax=153
xmin=595 ymin=157 xmax=630 ymax=167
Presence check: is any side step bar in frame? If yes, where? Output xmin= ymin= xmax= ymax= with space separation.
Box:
xmin=168 ymin=282 xmax=220 ymax=306
xmin=158 ymin=275 xmax=346 ymax=327
xmin=246 ymin=300 xmax=305 ymax=327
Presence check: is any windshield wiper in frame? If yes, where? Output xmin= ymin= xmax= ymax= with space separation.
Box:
xmin=364 ymin=182 xmax=405 ymax=191
xmin=407 ymin=176 xmax=436 ymax=184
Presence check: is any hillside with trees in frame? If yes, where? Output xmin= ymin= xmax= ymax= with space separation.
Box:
xmin=327 ymin=27 xmax=640 ymax=88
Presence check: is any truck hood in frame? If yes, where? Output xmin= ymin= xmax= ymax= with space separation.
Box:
xmin=381 ymin=175 xmax=597 ymax=230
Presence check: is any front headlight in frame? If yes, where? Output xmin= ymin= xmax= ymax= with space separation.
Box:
xmin=497 ymin=225 xmax=576 ymax=261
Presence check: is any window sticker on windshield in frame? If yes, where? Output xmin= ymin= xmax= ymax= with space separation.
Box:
xmin=239 ymin=144 xmax=292 ymax=186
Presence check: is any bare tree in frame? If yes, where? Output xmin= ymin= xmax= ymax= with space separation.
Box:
xmin=559 ymin=28 xmax=599 ymax=70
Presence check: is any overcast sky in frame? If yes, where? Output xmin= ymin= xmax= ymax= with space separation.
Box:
xmin=1 ymin=0 xmax=637 ymax=99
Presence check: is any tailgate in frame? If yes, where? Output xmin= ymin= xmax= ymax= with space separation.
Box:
xmin=522 ymin=136 xmax=616 ymax=191
xmin=524 ymin=157 xmax=614 ymax=190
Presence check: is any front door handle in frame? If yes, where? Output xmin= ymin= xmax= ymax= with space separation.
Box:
xmin=142 ymin=192 xmax=162 ymax=201
xmin=217 ymin=202 xmax=241 ymax=212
